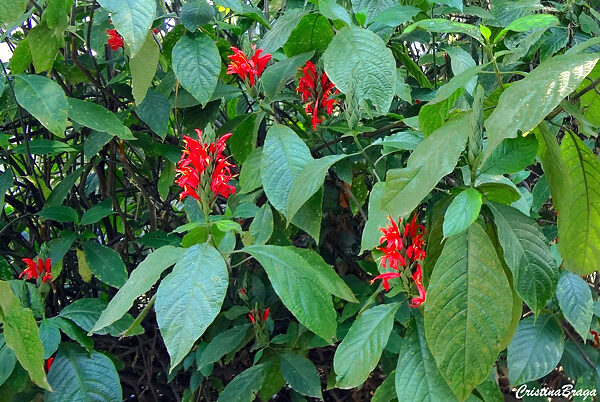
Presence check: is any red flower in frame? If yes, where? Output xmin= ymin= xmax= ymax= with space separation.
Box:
xmin=175 ymin=130 xmax=236 ymax=203
xmin=262 ymin=307 xmax=270 ymax=321
xmin=153 ymin=28 xmax=160 ymax=34
xmin=227 ymin=46 xmax=271 ymax=87
xmin=297 ymin=61 xmax=338 ymax=129
xmin=248 ymin=312 xmax=255 ymax=324
xmin=19 ymin=258 xmax=52 ymax=283
xmin=410 ymin=265 xmax=426 ymax=308
xmin=106 ymin=29 xmax=124 ymax=50
xmin=45 ymin=357 xmax=54 ymax=373
xmin=379 ymin=215 xmax=405 ymax=269
xmin=240 ymin=287 xmax=246 ymax=295
xmin=370 ymin=272 xmax=402 ymax=291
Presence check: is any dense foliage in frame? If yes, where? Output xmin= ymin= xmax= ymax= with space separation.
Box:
xmin=1 ymin=0 xmax=600 ymax=400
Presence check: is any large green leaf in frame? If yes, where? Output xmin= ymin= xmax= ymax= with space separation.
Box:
xmin=38 ymin=205 xmax=78 ymax=223
xmin=82 ymin=241 xmax=128 ymax=288
xmin=0 ymin=0 xmax=28 ymax=27
xmin=495 ymin=14 xmax=559 ymax=43
xmin=97 ymin=0 xmax=156 ymax=57
xmin=91 ymin=246 xmax=185 ymax=334
xmin=283 ymin=14 xmax=333 ymax=57
xmin=350 ymin=0 xmax=395 ymax=23
xmin=45 ymin=343 xmax=121 ymax=402
xmin=558 ymin=131 xmax=600 ymax=275
xmin=67 ymin=98 xmax=134 ymax=139
xmin=323 ymin=26 xmax=396 ymax=113
xmin=334 ymin=303 xmax=400 ymax=388
xmin=155 ymin=243 xmax=228 ymax=370
xmin=45 ymin=167 xmax=83 ymax=207
xmin=395 ymin=314 xmax=457 ymax=401
xmin=0 ymin=334 xmax=17 ymax=387
xmin=371 ymin=4 xmax=419 ymax=27
xmin=38 ymin=319 xmax=60 ymax=359
xmin=0 ymin=281 xmax=50 ymax=390
xmin=507 ymin=315 xmax=564 ymax=385
xmin=534 ymin=122 xmax=568 ymax=211
xmin=180 ymin=0 xmax=214 ymax=31
xmin=319 ymin=0 xmax=352 ymax=26
xmin=13 ymin=139 xmax=75 ymax=156
xmin=80 ymin=198 xmax=114 ymax=226
xmin=28 ymin=22 xmax=58 ymax=73
xmin=260 ymin=10 xmax=306 ymax=54
xmin=418 ymin=88 xmax=463 ymax=136
xmin=196 ymin=324 xmax=251 ymax=368
xmin=243 ymin=245 xmax=339 ymax=341
xmin=480 ymin=135 xmax=538 ymax=175
xmin=280 ymin=351 xmax=322 ymax=398
xmin=130 ymin=32 xmax=159 ymax=105
xmin=404 ymin=19 xmax=483 ymax=43
xmin=442 ymin=188 xmax=482 ymax=237
xmin=556 ymin=271 xmax=593 ymax=340
xmin=217 ymin=364 xmax=268 ymax=402
xmin=136 ymin=90 xmax=170 ymax=140
xmin=424 ymin=223 xmax=512 ymax=400
xmin=488 ymin=202 xmax=559 ymax=314
xmin=172 ymin=35 xmax=220 ymax=106
xmin=59 ymin=298 xmax=142 ymax=336
xmin=382 ymin=113 xmax=471 ymax=219
xmin=484 ymin=54 xmax=598 ymax=161
xmin=250 ymin=204 xmax=273 ymax=245
xmin=14 ymin=74 xmax=67 ymax=136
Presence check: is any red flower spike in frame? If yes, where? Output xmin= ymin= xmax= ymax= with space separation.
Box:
xmin=370 ymin=272 xmax=402 ymax=292
xmin=248 ymin=312 xmax=255 ymax=324
xmin=106 ymin=29 xmax=124 ymax=50
xmin=45 ymin=357 xmax=54 ymax=373
xmin=227 ymin=46 xmax=271 ymax=87
xmin=19 ymin=258 xmax=52 ymax=282
xmin=297 ymin=61 xmax=338 ymax=129
xmin=262 ymin=307 xmax=270 ymax=321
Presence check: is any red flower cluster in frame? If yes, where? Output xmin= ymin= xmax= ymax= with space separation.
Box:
xmin=371 ymin=214 xmax=427 ymax=308
xmin=297 ymin=61 xmax=338 ymax=130
xmin=176 ymin=129 xmax=236 ymax=203
xmin=106 ymin=29 xmax=124 ymax=50
xmin=227 ymin=46 xmax=271 ymax=87
xmin=248 ymin=307 xmax=270 ymax=324
xmin=19 ymin=258 xmax=52 ymax=283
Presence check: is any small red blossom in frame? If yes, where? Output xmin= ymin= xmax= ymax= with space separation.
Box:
xmin=227 ymin=46 xmax=271 ymax=87
xmin=370 ymin=272 xmax=402 ymax=291
xmin=262 ymin=307 xmax=270 ymax=321
xmin=175 ymin=130 xmax=236 ymax=203
xmin=240 ymin=287 xmax=246 ymax=295
xmin=106 ymin=29 xmax=124 ymax=50
xmin=591 ymin=330 xmax=600 ymax=348
xmin=248 ymin=308 xmax=270 ymax=324
xmin=410 ymin=265 xmax=426 ymax=308
xmin=153 ymin=28 xmax=160 ymax=34
xmin=45 ymin=357 xmax=54 ymax=373
xmin=19 ymin=258 xmax=52 ymax=283
xmin=248 ymin=312 xmax=255 ymax=324
xmin=297 ymin=61 xmax=338 ymax=130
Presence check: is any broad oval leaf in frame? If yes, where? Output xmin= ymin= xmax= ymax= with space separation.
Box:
xmin=323 ymin=26 xmax=396 ymax=113
xmin=495 ymin=14 xmax=559 ymax=43
xmin=196 ymin=324 xmax=251 ymax=368
xmin=67 ymin=98 xmax=134 ymax=139
xmin=80 ymin=198 xmax=114 ymax=226
xmin=59 ymin=298 xmax=142 ymax=337
xmin=155 ymin=243 xmax=228 ymax=370
xmin=350 ymin=0 xmax=395 ymax=23
xmin=249 ymin=204 xmax=273 ymax=245
xmin=82 ymin=241 xmax=128 ymax=288
xmin=91 ymin=246 xmax=186 ymax=334
xmin=217 ymin=363 xmax=268 ymax=402
xmin=556 ymin=271 xmax=593 ymax=340
xmin=45 ymin=343 xmax=122 ymax=402
xmin=333 ymin=303 xmax=400 ymax=388
xmin=442 ymin=188 xmax=482 ymax=237
xmin=480 ymin=135 xmax=538 ymax=175
xmin=130 ymin=32 xmax=160 ymax=105
xmin=395 ymin=314 xmax=457 ymax=401
xmin=14 ymin=74 xmax=68 ymax=136
xmin=180 ymin=0 xmax=215 ymax=31
xmin=424 ymin=223 xmax=512 ymax=400
xmin=319 ymin=0 xmax=352 ymax=26
xmin=283 ymin=14 xmax=333 ymax=57
xmin=404 ymin=19 xmax=483 ymax=43
xmin=484 ymin=54 xmax=599 ymax=161
xmin=260 ymin=10 xmax=306 ymax=54
xmin=488 ymin=202 xmax=559 ymax=314
xmin=97 ymin=0 xmax=156 ymax=57
xmin=507 ymin=315 xmax=564 ymax=385
xmin=280 ymin=351 xmax=322 ymax=398
xmin=172 ymin=35 xmax=221 ymax=106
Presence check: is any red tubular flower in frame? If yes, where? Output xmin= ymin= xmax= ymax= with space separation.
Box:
xmin=262 ymin=307 xmax=270 ymax=321
xmin=19 ymin=258 xmax=52 ymax=283
xmin=227 ymin=46 xmax=271 ymax=87
xmin=370 ymin=272 xmax=402 ymax=291
xmin=175 ymin=130 xmax=236 ymax=203
xmin=591 ymin=330 xmax=600 ymax=347
xmin=297 ymin=61 xmax=338 ymax=129
xmin=45 ymin=357 xmax=54 ymax=373
xmin=410 ymin=265 xmax=426 ymax=308
xmin=106 ymin=29 xmax=124 ymax=50
xmin=248 ymin=312 xmax=256 ymax=324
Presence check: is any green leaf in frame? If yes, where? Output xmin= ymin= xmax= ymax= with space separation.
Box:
xmin=49 ymin=317 xmax=94 ymax=353
xmin=395 ymin=314 xmax=457 ymax=401
xmin=429 ymin=65 xmax=485 ymax=105
xmin=534 ymin=122 xmax=567 ymax=212
xmin=243 ymin=245 xmax=338 ymax=341
xmin=484 ymin=54 xmax=599 ymax=161
xmin=371 ymin=5 xmax=420 ymax=28
xmin=333 ymin=303 xmax=400 ymax=388
xmin=404 ymin=19 xmax=483 ymax=43
xmin=45 ymin=343 xmax=121 ymax=402
xmin=556 ymin=271 xmax=593 ymax=341
xmin=481 ymin=135 xmax=538 ymax=175
xmin=13 ymin=139 xmax=76 ymax=155
xmin=38 ymin=205 xmax=79 ymax=223
xmin=0 ymin=0 xmax=28 ymax=27
xmin=45 ymin=167 xmax=83 ymax=207
xmin=443 ymin=188 xmax=482 ymax=237
xmin=136 ymin=90 xmax=170 ymax=139
xmin=393 ymin=48 xmax=432 ymax=89
xmin=507 ymin=315 xmax=564 ymax=385
xmin=38 ymin=319 xmax=61 ymax=359
xmin=97 ymin=0 xmax=156 ymax=57
xmin=418 ymin=88 xmax=462 ymax=136
xmin=0 ymin=334 xmax=17 ymax=387
xmin=351 ymin=0 xmax=395 ymax=23
xmin=261 ymin=51 xmax=314 ymax=100
xmin=495 ymin=14 xmax=559 ymax=43
xmin=558 ymin=131 xmax=600 ymax=275
xmin=250 ymin=204 xmax=273 ymax=245
xmin=260 ymin=10 xmax=306 ymax=54
xmin=240 ymin=147 xmax=262 ymax=194
xmin=287 ymin=154 xmax=347 ymax=221
xmin=67 ymin=98 xmax=134 ymax=140
xmin=28 ymin=22 xmax=58 ymax=73
xmin=80 ymin=198 xmax=114 ymax=225
xmin=9 ymin=38 xmax=31 ymax=74
xmin=172 ymin=35 xmax=220 ymax=107
xmin=180 ymin=0 xmax=215 ymax=31
xmin=424 ymin=223 xmax=512 ymax=400
xmin=372 ymin=371 xmax=396 ymax=402
xmin=59 ymin=298 xmax=141 ymax=336
xmin=14 ymin=74 xmax=68 ymax=136
xmin=0 ymin=281 xmax=51 ymax=390
xmin=84 ymin=131 xmax=113 ymax=161
xmin=432 ymin=0 xmax=462 ymax=11
xmin=280 ymin=351 xmax=322 ymax=398
xmin=382 ymin=113 xmax=471 ymax=219
xmin=488 ymin=203 xmax=558 ymax=315
xmin=82 ymin=241 xmax=128 ymax=288
xmin=196 ymin=324 xmax=251 ymax=368
xmin=323 ymin=26 xmax=396 ymax=113
xmin=476 ymin=182 xmax=521 ymax=205
xmin=230 ymin=113 xmax=257 ymax=164
xmin=91 ymin=246 xmax=185 ymax=334
xmin=130 ymin=32 xmax=159 ymax=105
xmin=217 ymin=364 xmax=268 ymax=402
xmin=319 ymin=0 xmax=352 ymax=26
xmin=155 ymin=243 xmax=228 ymax=370
xmin=283 ymin=14 xmax=333 ymax=57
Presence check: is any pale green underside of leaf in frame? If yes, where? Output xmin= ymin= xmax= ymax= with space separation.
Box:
xmin=130 ymin=32 xmax=159 ymax=105
xmin=67 ymin=97 xmax=134 ymax=140
xmin=556 ymin=271 xmax=593 ymax=340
